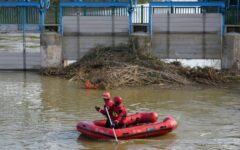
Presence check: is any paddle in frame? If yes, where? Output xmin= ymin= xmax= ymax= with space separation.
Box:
xmin=105 ymin=107 xmax=118 ymax=143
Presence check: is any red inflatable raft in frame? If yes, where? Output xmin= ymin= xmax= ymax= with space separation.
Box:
xmin=76 ymin=112 xmax=177 ymax=140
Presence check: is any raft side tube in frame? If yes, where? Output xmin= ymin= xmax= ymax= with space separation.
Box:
xmin=124 ymin=112 xmax=159 ymax=126
xmin=76 ymin=115 xmax=177 ymax=140
xmin=89 ymin=112 xmax=159 ymax=127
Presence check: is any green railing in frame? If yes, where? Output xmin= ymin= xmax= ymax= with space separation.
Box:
xmin=226 ymin=6 xmax=240 ymax=25
xmin=152 ymin=6 xmax=221 ymax=14
xmin=0 ymin=4 xmax=59 ymax=25
xmin=0 ymin=7 xmax=39 ymax=24
xmin=63 ymin=7 xmax=128 ymax=16
xmin=0 ymin=3 xmax=239 ymax=25
xmin=132 ymin=5 xmax=148 ymax=24
xmin=45 ymin=5 xmax=59 ymax=24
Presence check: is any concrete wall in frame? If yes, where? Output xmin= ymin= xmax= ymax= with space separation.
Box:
xmin=152 ymin=33 xmax=222 ymax=59
xmin=0 ymin=14 xmax=223 ymax=69
xmin=63 ymin=34 xmax=221 ymax=60
xmin=40 ymin=32 xmax=62 ymax=68
xmin=0 ymin=33 xmax=40 ymax=70
xmin=222 ymin=33 xmax=240 ymax=69
xmin=151 ymin=13 xmax=222 ymax=59
xmin=63 ymin=16 xmax=129 ymax=35
xmin=62 ymin=14 xmax=222 ymax=61
xmin=0 ymin=52 xmax=40 ymax=69
xmin=0 ymin=25 xmax=39 ymax=32
xmin=63 ymin=35 xmax=128 ymax=60
xmin=62 ymin=16 xmax=129 ymax=60
xmin=152 ymin=13 xmax=221 ymax=33
xmin=129 ymin=33 xmax=151 ymax=55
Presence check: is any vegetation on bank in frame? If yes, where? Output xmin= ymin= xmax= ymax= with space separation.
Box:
xmin=40 ymin=45 xmax=239 ymax=89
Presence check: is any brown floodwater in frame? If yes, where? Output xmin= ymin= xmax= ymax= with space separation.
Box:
xmin=0 ymin=71 xmax=239 ymax=150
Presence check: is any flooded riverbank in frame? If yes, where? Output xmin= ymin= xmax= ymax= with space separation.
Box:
xmin=0 ymin=71 xmax=239 ymax=149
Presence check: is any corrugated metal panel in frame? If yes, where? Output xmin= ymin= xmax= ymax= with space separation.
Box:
xmin=152 ymin=33 xmax=221 ymax=59
xmin=0 ymin=7 xmax=39 ymax=24
xmin=0 ymin=52 xmax=41 ymax=69
xmin=63 ymin=16 xmax=128 ymax=34
xmin=63 ymin=35 xmax=128 ymax=60
xmin=152 ymin=13 xmax=221 ymax=33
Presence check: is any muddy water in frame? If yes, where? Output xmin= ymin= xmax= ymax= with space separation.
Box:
xmin=0 ymin=72 xmax=239 ymax=150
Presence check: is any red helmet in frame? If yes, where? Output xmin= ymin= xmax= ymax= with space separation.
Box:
xmin=114 ymin=96 xmax=123 ymax=105
xmin=102 ymin=92 xmax=111 ymax=100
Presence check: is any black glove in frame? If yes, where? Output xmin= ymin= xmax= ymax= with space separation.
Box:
xmin=110 ymin=123 xmax=115 ymax=128
xmin=113 ymin=120 xmax=119 ymax=125
xmin=95 ymin=106 xmax=100 ymax=112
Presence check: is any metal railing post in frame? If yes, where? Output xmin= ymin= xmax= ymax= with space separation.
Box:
xmin=55 ymin=5 xmax=58 ymax=24
xmin=141 ymin=5 xmax=143 ymax=24
xmin=40 ymin=10 xmax=44 ymax=32
xmin=149 ymin=4 xmax=152 ymax=35
xmin=237 ymin=0 xmax=240 ymax=24
xmin=22 ymin=6 xmax=26 ymax=71
xmin=60 ymin=0 xmax=63 ymax=34
xmin=84 ymin=6 xmax=87 ymax=16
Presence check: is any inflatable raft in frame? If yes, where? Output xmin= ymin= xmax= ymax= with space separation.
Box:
xmin=76 ymin=112 xmax=177 ymax=139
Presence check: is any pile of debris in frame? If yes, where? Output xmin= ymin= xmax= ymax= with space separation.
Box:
xmin=41 ymin=46 xmax=227 ymax=89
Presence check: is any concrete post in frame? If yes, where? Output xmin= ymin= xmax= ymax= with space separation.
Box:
xmin=222 ymin=33 xmax=240 ymax=71
xmin=129 ymin=33 xmax=151 ymax=55
xmin=40 ymin=32 xmax=62 ymax=68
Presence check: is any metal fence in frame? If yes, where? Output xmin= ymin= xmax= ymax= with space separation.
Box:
xmin=0 ymin=2 xmax=239 ymax=26
xmin=132 ymin=5 xmax=149 ymax=23
xmin=62 ymin=0 xmax=129 ymax=2
xmin=132 ymin=4 xmax=223 ymax=24
xmin=0 ymin=5 xmax=59 ymax=25
xmin=63 ymin=7 xmax=129 ymax=16
xmin=45 ymin=5 xmax=59 ymax=24
xmin=0 ymin=7 xmax=39 ymax=24
xmin=152 ymin=6 xmax=221 ymax=14
xmin=226 ymin=5 xmax=240 ymax=25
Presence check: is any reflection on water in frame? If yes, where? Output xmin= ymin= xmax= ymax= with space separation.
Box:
xmin=0 ymin=72 xmax=240 ymax=149
xmin=77 ymin=133 xmax=177 ymax=150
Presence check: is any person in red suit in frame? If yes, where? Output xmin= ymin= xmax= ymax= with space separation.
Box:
xmin=110 ymin=96 xmax=127 ymax=129
xmin=95 ymin=91 xmax=114 ymax=127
